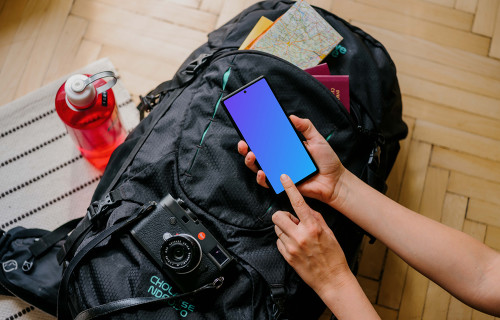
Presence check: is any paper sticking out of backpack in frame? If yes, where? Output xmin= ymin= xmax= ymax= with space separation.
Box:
xmin=238 ymin=16 xmax=273 ymax=50
xmin=243 ymin=0 xmax=343 ymax=69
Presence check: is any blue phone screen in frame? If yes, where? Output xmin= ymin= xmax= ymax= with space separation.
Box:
xmin=223 ymin=77 xmax=317 ymax=194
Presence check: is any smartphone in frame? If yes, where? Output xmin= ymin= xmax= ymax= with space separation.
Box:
xmin=222 ymin=76 xmax=318 ymax=194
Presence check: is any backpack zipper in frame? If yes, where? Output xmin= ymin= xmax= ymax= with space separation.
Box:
xmin=209 ymin=48 xmax=357 ymax=129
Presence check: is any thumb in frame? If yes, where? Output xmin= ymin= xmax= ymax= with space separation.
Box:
xmin=289 ymin=115 xmax=323 ymax=143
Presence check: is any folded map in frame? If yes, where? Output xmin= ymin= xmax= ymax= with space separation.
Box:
xmin=249 ymin=0 xmax=343 ymax=69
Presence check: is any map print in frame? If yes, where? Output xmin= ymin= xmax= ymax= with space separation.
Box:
xmin=251 ymin=0 xmax=343 ymax=69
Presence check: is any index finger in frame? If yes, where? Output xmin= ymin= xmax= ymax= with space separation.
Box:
xmin=280 ymin=174 xmax=312 ymax=222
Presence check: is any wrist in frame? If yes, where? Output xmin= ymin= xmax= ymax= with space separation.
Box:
xmin=314 ymin=266 xmax=354 ymax=298
xmin=316 ymin=271 xmax=381 ymax=320
xmin=328 ymin=168 xmax=354 ymax=212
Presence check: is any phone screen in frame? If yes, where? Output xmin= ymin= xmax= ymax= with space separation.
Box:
xmin=222 ymin=76 xmax=318 ymax=194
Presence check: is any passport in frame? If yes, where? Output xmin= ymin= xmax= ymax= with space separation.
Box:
xmin=304 ymin=63 xmax=330 ymax=75
xmin=312 ymin=75 xmax=350 ymax=112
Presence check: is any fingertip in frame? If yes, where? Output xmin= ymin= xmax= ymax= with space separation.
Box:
xmin=280 ymin=174 xmax=295 ymax=189
xmin=280 ymin=176 xmax=311 ymax=220
xmin=237 ymin=140 xmax=248 ymax=155
xmin=257 ymin=170 xmax=269 ymax=188
xmin=245 ymin=151 xmax=255 ymax=165
xmin=289 ymin=115 xmax=301 ymax=129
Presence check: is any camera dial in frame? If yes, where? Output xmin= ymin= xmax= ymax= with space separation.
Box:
xmin=160 ymin=234 xmax=202 ymax=274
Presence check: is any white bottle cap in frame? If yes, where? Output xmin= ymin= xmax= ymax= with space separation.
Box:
xmin=65 ymin=74 xmax=96 ymax=109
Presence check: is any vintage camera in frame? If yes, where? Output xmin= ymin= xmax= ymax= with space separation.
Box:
xmin=131 ymin=194 xmax=233 ymax=292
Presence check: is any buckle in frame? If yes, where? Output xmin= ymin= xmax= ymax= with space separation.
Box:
xmin=138 ymin=93 xmax=164 ymax=119
xmin=138 ymin=93 xmax=162 ymax=112
xmin=86 ymin=193 xmax=116 ymax=223
xmin=270 ymin=285 xmax=287 ymax=320
xmin=185 ymin=53 xmax=211 ymax=75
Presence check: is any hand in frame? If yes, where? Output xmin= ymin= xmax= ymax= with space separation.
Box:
xmin=237 ymin=115 xmax=346 ymax=206
xmin=272 ymin=174 xmax=352 ymax=295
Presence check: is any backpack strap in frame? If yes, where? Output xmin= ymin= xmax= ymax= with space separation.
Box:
xmin=16 ymin=218 xmax=83 ymax=273
xmin=230 ymin=227 xmax=288 ymax=319
xmin=270 ymin=284 xmax=287 ymax=320
xmin=73 ymin=277 xmax=224 ymax=320
xmin=57 ymin=201 xmax=157 ymax=320
xmin=137 ymin=52 xmax=215 ymax=120
xmin=137 ymin=81 xmax=173 ymax=120
xmin=56 ymin=186 xmax=139 ymax=265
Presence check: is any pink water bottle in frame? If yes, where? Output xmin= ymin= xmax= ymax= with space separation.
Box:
xmin=55 ymin=71 xmax=126 ymax=170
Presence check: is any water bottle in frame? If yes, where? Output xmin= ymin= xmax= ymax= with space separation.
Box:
xmin=55 ymin=71 xmax=126 ymax=170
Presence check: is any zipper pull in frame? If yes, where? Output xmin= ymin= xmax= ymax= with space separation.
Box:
xmin=22 ymin=256 xmax=34 ymax=273
xmin=357 ymin=126 xmax=385 ymax=170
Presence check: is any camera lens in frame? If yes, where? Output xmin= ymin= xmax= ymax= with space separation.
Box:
xmin=160 ymin=234 xmax=202 ymax=274
xmin=171 ymin=245 xmax=186 ymax=262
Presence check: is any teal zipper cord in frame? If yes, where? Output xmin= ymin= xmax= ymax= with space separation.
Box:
xmin=187 ymin=67 xmax=232 ymax=174
xmin=326 ymin=131 xmax=334 ymax=142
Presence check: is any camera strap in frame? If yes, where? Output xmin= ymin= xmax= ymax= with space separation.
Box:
xmin=73 ymin=277 xmax=225 ymax=320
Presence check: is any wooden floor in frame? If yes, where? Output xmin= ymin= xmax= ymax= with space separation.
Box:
xmin=1 ymin=0 xmax=500 ymax=319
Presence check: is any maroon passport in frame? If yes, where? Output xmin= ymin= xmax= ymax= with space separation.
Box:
xmin=312 ymin=75 xmax=350 ymax=113
xmin=304 ymin=63 xmax=330 ymax=75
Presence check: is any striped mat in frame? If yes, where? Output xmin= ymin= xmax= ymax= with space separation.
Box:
xmin=0 ymin=58 xmax=140 ymax=319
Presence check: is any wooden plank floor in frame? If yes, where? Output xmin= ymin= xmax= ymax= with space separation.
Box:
xmin=1 ymin=0 xmax=500 ymax=319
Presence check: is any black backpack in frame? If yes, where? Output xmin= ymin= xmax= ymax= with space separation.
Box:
xmin=1 ymin=1 xmax=407 ymax=319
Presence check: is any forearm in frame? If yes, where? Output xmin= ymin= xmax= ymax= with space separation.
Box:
xmin=331 ymin=170 xmax=500 ymax=314
xmin=316 ymin=272 xmax=380 ymax=320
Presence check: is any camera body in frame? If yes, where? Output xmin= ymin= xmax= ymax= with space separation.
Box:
xmin=131 ymin=194 xmax=233 ymax=292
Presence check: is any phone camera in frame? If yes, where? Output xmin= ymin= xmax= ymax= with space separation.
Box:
xmin=161 ymin=234 xmax=202 ymax=274
xmin=244 ymin=90 xmax=247 ymax=93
